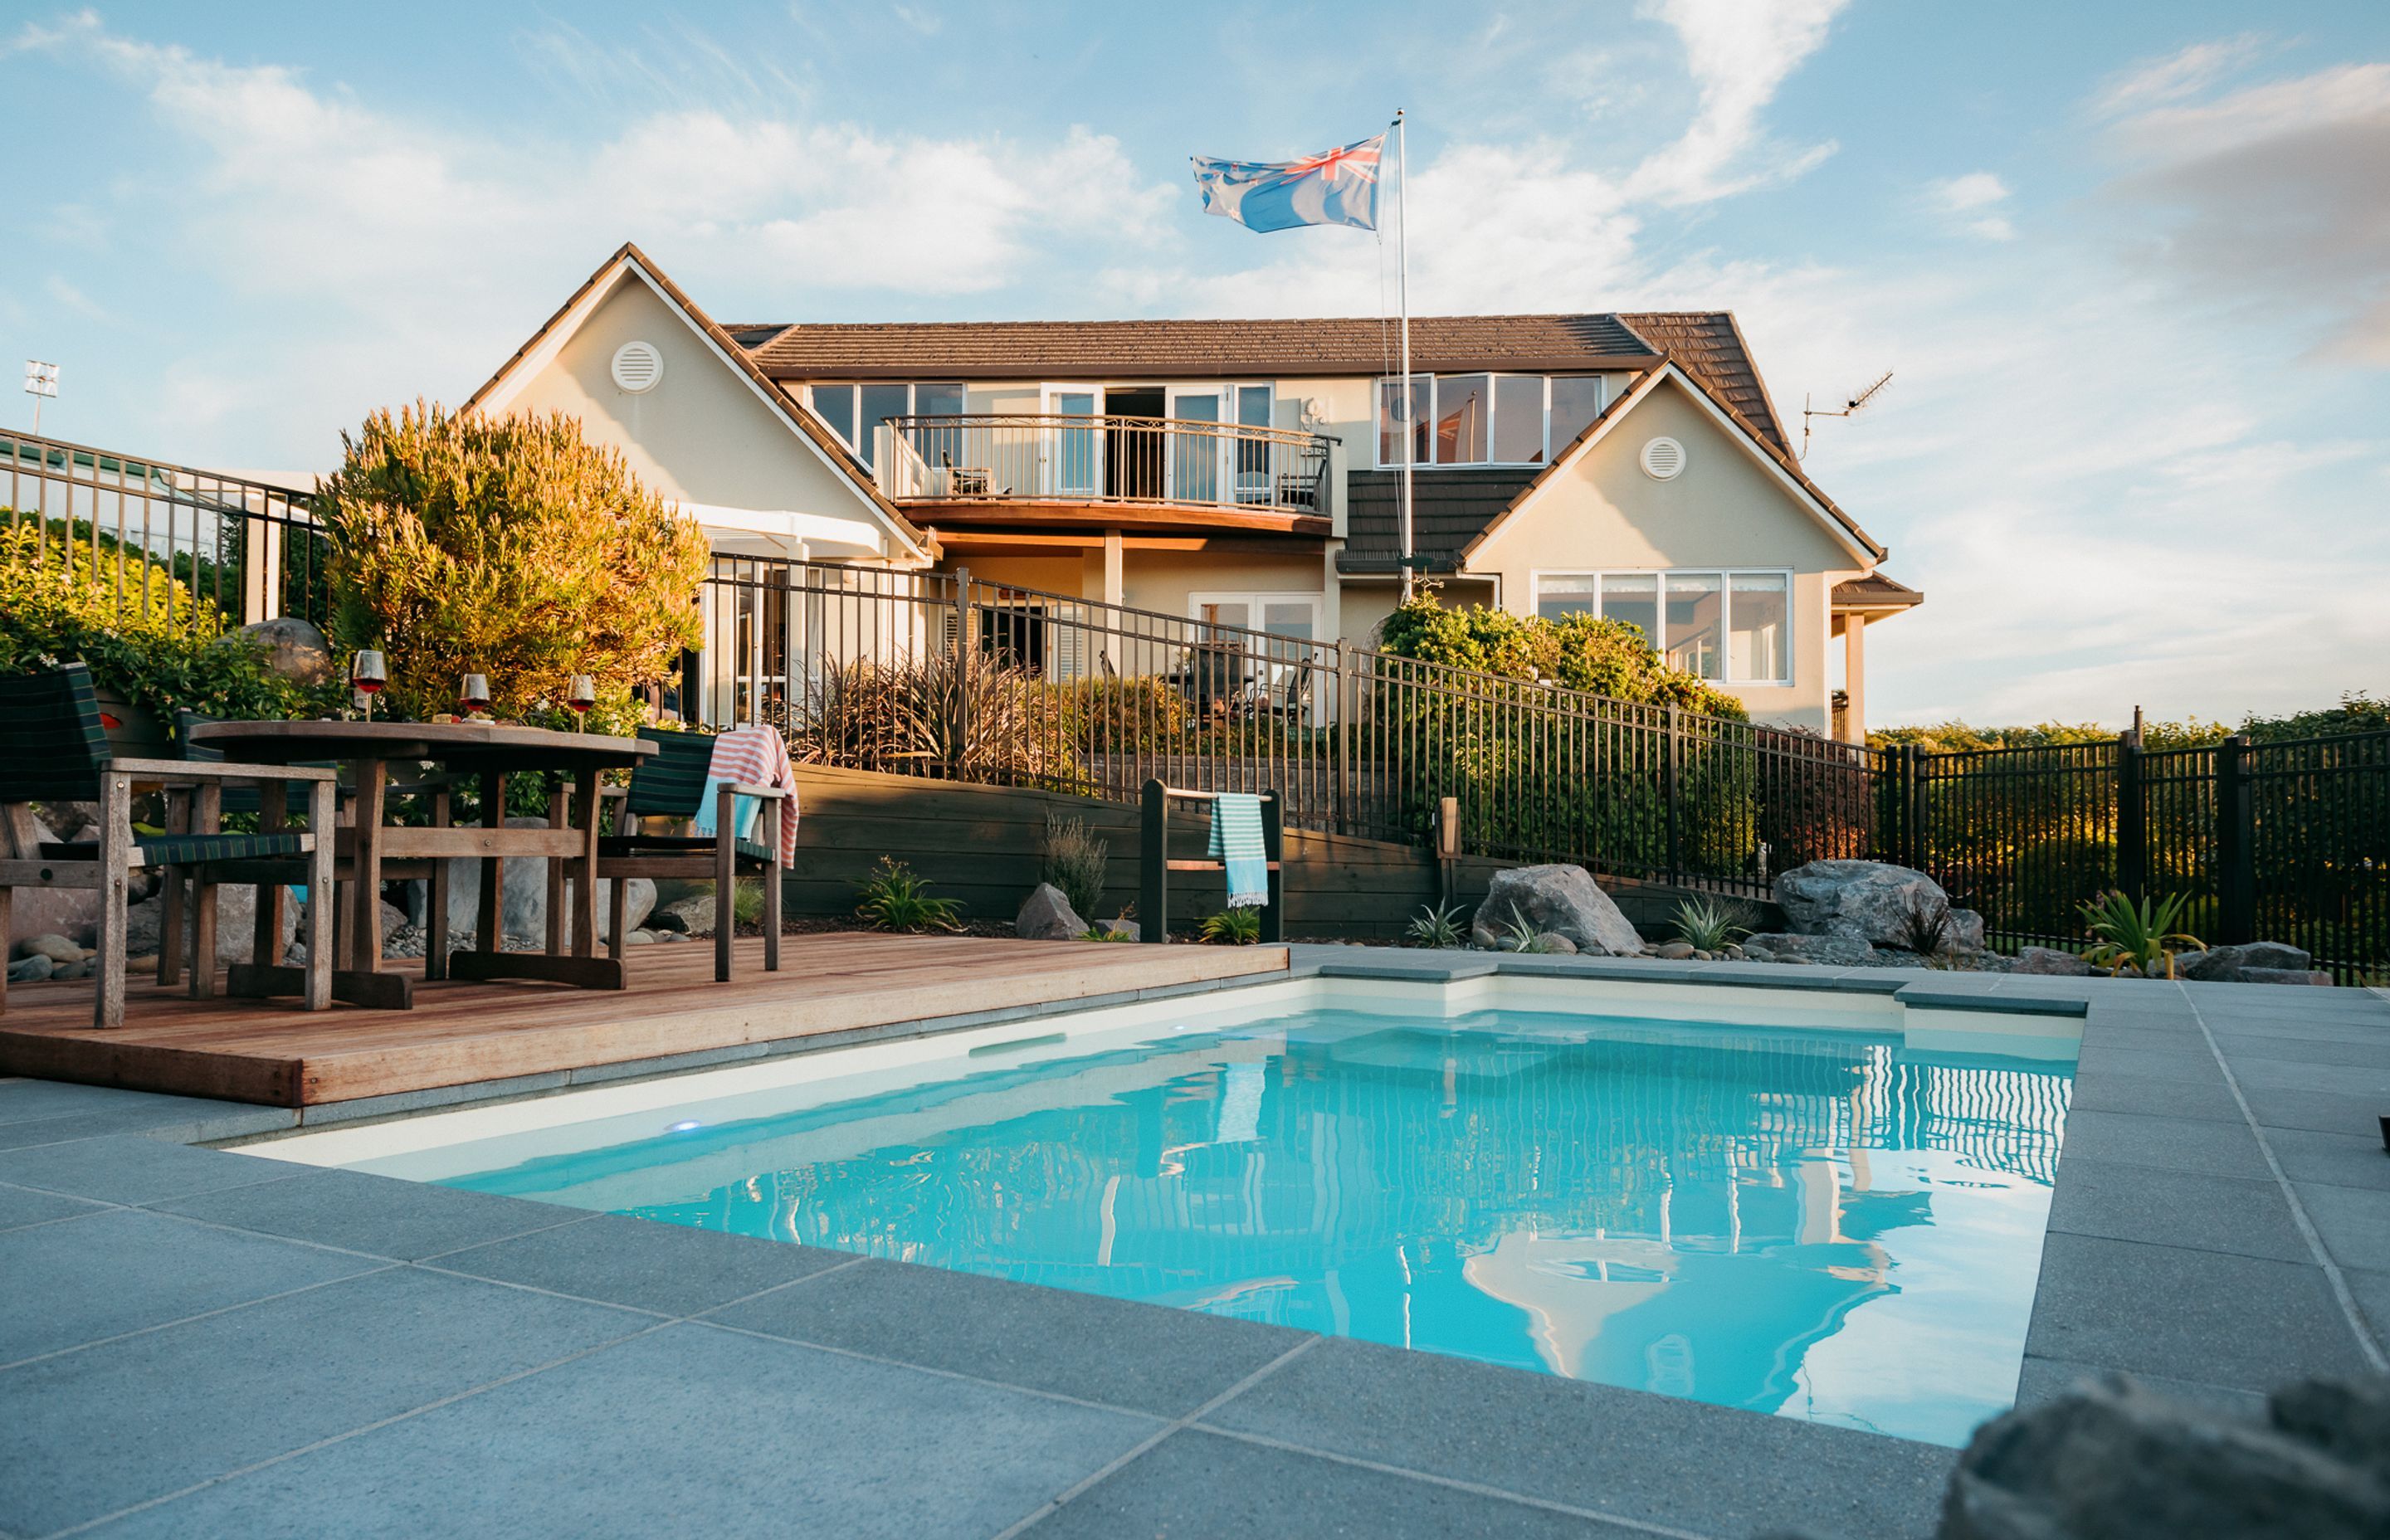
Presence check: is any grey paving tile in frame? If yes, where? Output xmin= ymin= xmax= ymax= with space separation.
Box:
xmin=2227 ymin=1055 xmax=2390 ymax=1098
xmin=2346 ymin=1268 xmax=2390 ymax=1352
xmin=0 ymin=1099 xmax=276 ymax=1153
xmin=432 ymin=1212 xmax=851 ymax=1316
xmin=2023 ymin=1233 xmax=2369 ymax=1390
xmin=1026 ymin=1427 xmax=1637 ymax=1539
xmin=2239 ymin=1084 xmax=2387 ymax=1138
xmin=2012 ymin=1356 xmax=2266 ymax=1422
xmin=1197 ymin=1335 xmax=1954 ymax=1540
xmin=2295 ymin=1182 xmax=2390 ymax=1272
xmin=2214 ymin=1034 xmax=2390 ymax=1070
xmin=2077 ymin=1022 xmax=2212 ymax=1055
xmin=82 ymin=1323 xmax=1153 ymax=1540
xmin=2074 ymin=1044 xmax=2224 ymax=1086
xmin=151 ymin=1167 xmax=582 ymax=1260
xmin=2045 ymin=1157 xmax=2310 ymax=1262
xmin=2201 ymin=1014 xmax=2390 ymax=1047
xmin=0 ymin=1180 xmax=106 ymax=1232
xmin=2265 ymin=1128 xmax=2390 ymax=1192
xmin=0 ymin=1267 xmax=649 ymax=1537
xmin=2064 ymin=1070 xmax=2244 ymax=1123
xmin=2055 ymin=1109 xmax=2270 ymax=1180
xmin=0 ymin=1079 xmax=184 ymax=1126
xmin=709 ymin=1256 xmax=1310 ymax=1417
xmin=0 ymin=1135 xmax=310 ymax=1206
xmin=0 ymin=1208 xmax=378 ymax=1365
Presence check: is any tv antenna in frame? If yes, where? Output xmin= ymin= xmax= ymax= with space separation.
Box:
xmin=1800 ymin=370 xmax=1891 ymax=460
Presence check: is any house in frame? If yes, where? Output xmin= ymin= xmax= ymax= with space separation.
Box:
xmin=467 ymin=244 xmax=1919 ymax=740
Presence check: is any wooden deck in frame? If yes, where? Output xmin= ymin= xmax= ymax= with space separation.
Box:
xmin=0 ymin=934 xmax=1290 ymax=1109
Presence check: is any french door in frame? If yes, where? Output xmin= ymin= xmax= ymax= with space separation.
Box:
xmin=1041 ymin=384 xmax=1101 ymax=497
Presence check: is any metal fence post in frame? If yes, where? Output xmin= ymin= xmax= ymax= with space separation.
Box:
xmin=1139 ymin=778 xmax=1168 ymax=944
xmin=1663 ymin=704 xmax=1682 ymax=886
xmin=1901 ymin=743 xmax=1924 ymax=871
xmin=2116 ymin=735 xmax=2147 ymax=904
xmin=949 ymin=566 xmax=971 ymax=782
xmin=1333 ymin=641 xmax=1352 ymax=836
xmin=2217 ymin=733 xmax=2256 ymax=944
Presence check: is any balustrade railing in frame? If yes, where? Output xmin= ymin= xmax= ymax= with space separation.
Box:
xmin=871 ymin=413 xmax=1332 ymax=515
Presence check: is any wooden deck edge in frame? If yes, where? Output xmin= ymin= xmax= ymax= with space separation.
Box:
xmin=0 ymin=1026 xmax=300 ymax=1107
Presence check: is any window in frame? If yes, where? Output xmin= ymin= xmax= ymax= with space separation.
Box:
xmin=807 ymin=383 xmax=964 ymax=469
xmin=1531 ymin=570 xmax=1793 ymax=684
xmin=1374 ymin=374 xmax=1607 ymax=467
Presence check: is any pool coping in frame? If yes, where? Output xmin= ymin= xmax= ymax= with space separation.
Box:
xmin=3 ymin=947 xmax=2386 ymax=1538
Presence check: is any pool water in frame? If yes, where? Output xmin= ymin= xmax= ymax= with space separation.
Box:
xmin=381 ymin=1002 xmax=2073 ymax=1447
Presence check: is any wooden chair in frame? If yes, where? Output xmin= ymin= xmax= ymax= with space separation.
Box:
xmin=0 ymin=665 xmax=335 ymax=1026
xmin=596 ymin=728 xmax=785 ymax=983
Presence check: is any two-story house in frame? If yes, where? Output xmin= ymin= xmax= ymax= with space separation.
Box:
xmin=466 ymin=244 xmax=1919 ymax=739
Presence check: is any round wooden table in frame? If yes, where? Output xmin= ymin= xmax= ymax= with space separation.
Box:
xmin=189 ymin=719 xmax=655 ymax=1007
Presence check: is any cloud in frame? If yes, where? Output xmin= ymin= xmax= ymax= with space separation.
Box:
xmin=2091 ymin=35 xmax=2270 ymax=117
xmin=1626 ymin=0 xmax=1848 ymax=204
xmin=2100 ymin=58 xmax=2390 ymax=363
xmin=1928 ymin=173 xmax=2015 ymax=241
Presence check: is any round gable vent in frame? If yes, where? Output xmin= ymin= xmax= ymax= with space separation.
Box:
xmin=610 ymin=340 xmax=663 ymax=394
xmin=1640 ymin=436 xmax=1685 ymax=480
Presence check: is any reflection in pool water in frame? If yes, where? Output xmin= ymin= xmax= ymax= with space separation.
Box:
xmin=432 ymin=1008 xmax=2072 ymax=1446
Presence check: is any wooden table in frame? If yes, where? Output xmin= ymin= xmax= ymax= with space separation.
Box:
xmin=188 ymin=720 xmax=655 ymax=1009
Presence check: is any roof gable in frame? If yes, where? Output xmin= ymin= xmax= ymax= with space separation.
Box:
xmin=466 ymin=243 xmax=932 ymax=564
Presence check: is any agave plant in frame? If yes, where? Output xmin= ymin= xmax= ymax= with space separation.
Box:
xmin=1406 ymin=900 xmax=1468 ymax=948
xmin=1671 ymin=895 xmax=1750 ymax=953
xmin=2078 ymin=890 xmax=2205 ymax=977
xmin=1197 ymin=907 xmax=1263 ymax=945
xmin=1499 ymin=914 xmax=1551 ymax=953
xmin=853 ymin=856 xmax=964 ymax=933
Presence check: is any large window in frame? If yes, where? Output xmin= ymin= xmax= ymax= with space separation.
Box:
xmin=805 ymin=382 xmax=963 ymax=469
xmin=1374 ymin=374 xmax=1606 ymax=468
xmin=1533 ymin=570 xmax=1792 ymax=685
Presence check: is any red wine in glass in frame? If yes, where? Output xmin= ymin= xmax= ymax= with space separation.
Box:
xmin=350 ymin=651 xmax=387 ymax=720
xmin=460 ymin=674 xmax=491 ymax=719
xmin=566 ymin=674 xmax=596 ymax=731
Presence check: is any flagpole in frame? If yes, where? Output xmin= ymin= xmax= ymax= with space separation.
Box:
xmin=1394 ymin=109 xmax=1413 ymax=605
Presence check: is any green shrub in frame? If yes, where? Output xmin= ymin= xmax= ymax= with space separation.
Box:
xmin=782 ymin=654 xmax=1082 ymax=788
xmin=1406 ymin=900 xmax=1468 ymax=948
xmin=2078 ymin=890 xmax=2204 ymax=977
xmin=853 ymin=856 xmax=963 ymax=933
xmin=1671 ymin=895 xmax=1750 ymax=953
xmin=0 ymin=519 xmax=329 ymax=722
xmin=1377 ymin=587 xmax=1746 ymax=719
xmin=316 ymin=402 xmax=707 ymax=724
xmin=1196 ymin=907 xmax=1262 ymax=945
xmin=1039 ymin=812 xmax=1110 ymax=920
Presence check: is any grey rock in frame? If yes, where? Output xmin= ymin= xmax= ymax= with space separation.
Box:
xmin=2015 ymin=945 xmax=2095 ymax=977
xmin=442 ymin=817 xmax=654 ymax=943
xmin=626 ymin=929 xmax=656 ymax=945
xmin=22 ymin=933 xmax=87 ymax=964
xmin=236 ymin=616 xmax=336 ymax=685
xmin=1015 ymin=883 xmax=1088 ymax=941
xmin=1101 ymin=919 xmax=1139 ymax=942
xmin=2243 ymin=967 xmax=2335 ymax=987
xmin=53 ymin=958 xmax=90 ymax=980
xmin=1743 ymin=931 xmax=1874 ymax=967
xmin=654 ymin=894 xmax=716 ymax=938
xmin=656 ymin=930 xmax=688 ymax=943
xmin=1774 ymin=860 xmax=1960 ymax=949
xmin=123 ymin=886 xmax=303 ymax=966
xmin=8 ymin=954 xmax=56 ymax=982
xmin=1468 ymin=865 xmax=1642 ymax=956
xmin=1947 ymin=907 xmax=1988 ymax=953
xmin=2180 ymin=941 xmax=2319 ymax=983
xmin=1741 ymin=944 xmax=1775 ymax=962
xmin=1655 ymin=940 xmax=1695 ymax=961
xmin=647 ymin=908 xmax=688 ymax=933
xmin=1942 ymin=1373 xmax=2390 ymax=1540
xmin=1533 ymin=932 xmax=1578 ymax=955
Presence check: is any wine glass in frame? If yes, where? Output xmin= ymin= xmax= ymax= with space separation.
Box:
xmin=566 ymin=675 xmax=595 ymax=732
xmin=350 ymin=650 xmax=387 ymax=722
xmin=459 ymin=674 xmax=491 ymax=719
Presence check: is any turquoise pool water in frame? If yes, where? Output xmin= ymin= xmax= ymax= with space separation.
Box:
xmin=397 ymin=1004 xmax=2072 ymax=1446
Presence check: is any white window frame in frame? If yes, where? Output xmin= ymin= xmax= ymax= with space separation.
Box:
xmin=1373 ymin=374 xmax=1606 ymax=470
xmin=1528 ymin=568 xmax=1795 ymax=687
xmin=802 ymin=381 xmax=965 ymax=452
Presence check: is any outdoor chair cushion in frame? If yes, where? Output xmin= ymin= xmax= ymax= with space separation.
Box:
xmin=598 ymin=832 xmax=778 ymax=867
xmin=0 ymin=665 xmax=110 ymax=805
xmin=622 ymin=728 xmax=717 ymax=820
xmin=44 ymin=831 xmax=314 ymax=865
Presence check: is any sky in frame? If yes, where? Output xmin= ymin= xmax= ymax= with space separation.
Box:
xmin=6 ymin=1 xmax=2388 ymax=729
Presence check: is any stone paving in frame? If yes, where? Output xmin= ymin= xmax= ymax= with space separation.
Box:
xmin=1 ymin=952 xmax=2383 ymax=1538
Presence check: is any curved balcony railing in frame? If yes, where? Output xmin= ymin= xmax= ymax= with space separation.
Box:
xmin=871 ymin=413 xmax=1333 ymax=516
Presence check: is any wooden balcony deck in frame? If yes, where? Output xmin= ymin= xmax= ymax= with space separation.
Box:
xmin=0 ymin=933 xmax=1290 ymax=1109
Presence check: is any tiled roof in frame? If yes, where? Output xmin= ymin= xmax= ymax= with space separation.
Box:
xmin=740 ymin=314 xmax=1660 ymax=379
xmin=1339 ymin=467 xmax=1542 ymax=573
xmin=1618 ymin=313 xmax=1790 ymax=455
xmin=1832 ymin=571 xmax=1924 ymax=609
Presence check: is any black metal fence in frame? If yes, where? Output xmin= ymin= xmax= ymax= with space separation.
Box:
xmin=2 ymin=429 xmax=331 ymax=631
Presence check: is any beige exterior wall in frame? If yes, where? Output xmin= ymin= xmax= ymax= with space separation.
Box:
xmin=1460 ymin=376 xmax=1869 ymax=733
xmin=503 ymin=277 xmax=900 ymax=558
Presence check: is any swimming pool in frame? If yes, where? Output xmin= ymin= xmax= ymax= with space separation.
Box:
xmin=261 ymin=976 xmax=2075 ymax=1447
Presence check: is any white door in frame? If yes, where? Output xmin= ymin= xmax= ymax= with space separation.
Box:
xmin=1167 ymin=386 xmax=1224 ymax=503
xmin=1041 ymin=384 xmax=1101 ymax=497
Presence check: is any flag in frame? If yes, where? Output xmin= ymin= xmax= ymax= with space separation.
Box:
xmin=1191 ymin=134 xmax=1383 ymax=232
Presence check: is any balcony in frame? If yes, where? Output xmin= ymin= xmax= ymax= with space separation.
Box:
xmin=871 ymin=414 xmax=1334 ymax=535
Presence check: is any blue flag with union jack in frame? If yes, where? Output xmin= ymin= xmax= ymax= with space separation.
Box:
xmin=1191 ymin=134 xmax=1383 ymax=232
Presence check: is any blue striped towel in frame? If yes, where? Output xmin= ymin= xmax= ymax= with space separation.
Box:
xmin=1208 ymin=794 xmax=1270 ymax=909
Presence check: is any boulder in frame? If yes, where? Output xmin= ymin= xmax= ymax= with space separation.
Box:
xmin=7 ymin=954 xmax=53 ymax=983
xmin=21 ymin=933 xmax=87 ymax=965
xmin=1775 ymin=860 xmax=1965 ymax=950
xmin=1534 ymin=932 xmax=1578 ymax=955
xmin=441 ymin=816 xmax=655 ymax=942
xmin=2180 ymin=941 xmax=2319 ymax=983
xmin=237 ymin=616 xmax=337 ymax=686
xmin=1655 ymin=940 xmax=1695 ymax=960
xmin=1743 ymin=931 xmax=1874 ymax=967
xmin=2015 ymin=945 xmax=2095 ymax=977
xmin=1941 ymin=1372 xmax=2390 ymax=1540
xmin=1015 ymin=883 xmax=1088 ymax=941
xmin=1469 ymin=865 xmax=1642 ymax=956
xmin=654 ymin=894 xmax=715 ymax=938
xmin=122 ymin=886 xmax=307 ymax=967
xmin=2245 ymin=967 xmax=2335 ymax=987
xmin=1741 ymin=944 xmax=1776 ymax=963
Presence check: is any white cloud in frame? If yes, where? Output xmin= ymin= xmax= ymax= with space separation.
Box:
xmin=1933 ymin=173 xmax=2008 ymax=212
xmin=1627 ymin=0 xmax=1848 ymax=204
xmin=2092 ymin=35 xmax=2270 ymax=118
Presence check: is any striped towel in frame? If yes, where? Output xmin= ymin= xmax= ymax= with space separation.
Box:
xmin=689 ymin=724 xmax=800 ymax=865
xmin=1207 ymin=794 xmax=1270 ymax=909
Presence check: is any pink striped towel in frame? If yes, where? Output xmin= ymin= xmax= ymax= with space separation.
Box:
xmin=690 ymin=724 xmax=800 ymax=865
